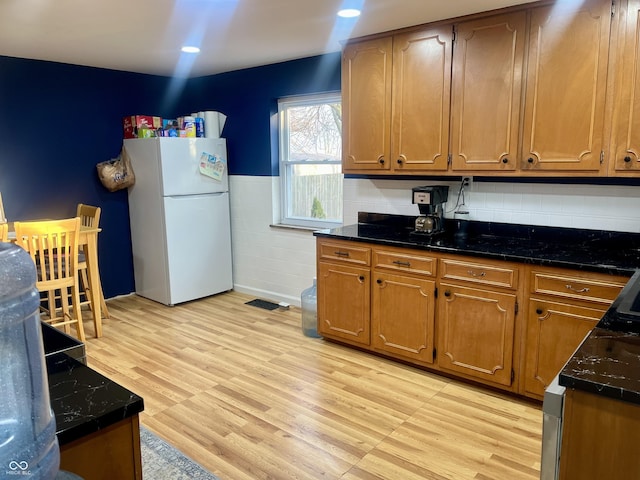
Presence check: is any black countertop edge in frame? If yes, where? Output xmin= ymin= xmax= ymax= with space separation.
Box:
xmin=47 ymin=352 xmax=144 ymax=446
xmin=313 ymin=215 xmax=640 ymax=276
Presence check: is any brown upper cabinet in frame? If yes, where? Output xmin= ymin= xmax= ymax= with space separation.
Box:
xmin=342 ymin=37 xmax=393 ymax=172
xmin=612 ymin=0 xmax=640 ymax=174
xmin=450 ymin=12 xmax=527 ymax=172
xmin=521 ymin=0 xmax=611 ymax=173
xmin=342 ymin=26 xmax=453 ymax=174
xmin=343 ymin=0 xmax=625 ymax=177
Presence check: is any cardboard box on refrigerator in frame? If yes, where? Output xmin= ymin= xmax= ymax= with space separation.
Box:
xmin=123 ymin=115 xmax=162 ymax=139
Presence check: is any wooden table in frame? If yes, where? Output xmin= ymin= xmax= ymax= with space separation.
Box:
xmin=8 ymin=222 xmax=106 ymax=337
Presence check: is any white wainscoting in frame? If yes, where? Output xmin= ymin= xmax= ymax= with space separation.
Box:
xmin=229 ymin=175 xmax=317 ymax=307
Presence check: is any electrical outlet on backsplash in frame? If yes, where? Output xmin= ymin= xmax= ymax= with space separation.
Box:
xmin=343 ymin=178 xmax=640 ymax=233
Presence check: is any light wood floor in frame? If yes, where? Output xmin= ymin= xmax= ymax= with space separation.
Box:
xmin=81 ymin=291 xmax=542 ymax=480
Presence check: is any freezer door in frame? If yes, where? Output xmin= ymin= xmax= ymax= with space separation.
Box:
xmin=164 ymin=192 xmax=233 ymax=304
xmin=158 ymin=137 xmax=228 ymax=196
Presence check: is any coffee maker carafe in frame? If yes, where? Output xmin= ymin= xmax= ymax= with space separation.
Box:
xmin=412 ymin=185 xmax=449 ymax=235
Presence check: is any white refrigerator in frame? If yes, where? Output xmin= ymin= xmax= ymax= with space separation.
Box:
xmin=125 ymin=137 xmax=233 ymax=306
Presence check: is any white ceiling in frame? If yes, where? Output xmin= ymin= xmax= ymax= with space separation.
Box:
xmin=0 ymin=0 xmax=533 ymax=78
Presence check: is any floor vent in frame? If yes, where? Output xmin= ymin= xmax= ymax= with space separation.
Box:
xmin=245 ymin=299 xmax=280 ymax=311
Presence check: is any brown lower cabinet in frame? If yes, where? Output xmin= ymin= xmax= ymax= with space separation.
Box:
xmin=560 ymin=389 xmax=640 ymax=479
xmin=523 ymin=300 xmax=606 ymax=397
xmin=372 ymin=271 xmax=436 ymax=364
xmin=60 ymin=414 xmax=142 ymax=480
xmin=437 ymin=282 xmax=517 ymax=387
xmin=316 ymin=238 xmax=629 ymax=400
xmin=317 ymin=260 xmax=371 ymax=347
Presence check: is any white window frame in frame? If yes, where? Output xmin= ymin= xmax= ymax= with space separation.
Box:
xmin=278 ymin=92 xmax=343 ymax=229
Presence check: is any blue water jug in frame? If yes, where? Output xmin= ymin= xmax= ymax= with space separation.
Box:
xmin=0 ymin=242 xmax=60 ymax=479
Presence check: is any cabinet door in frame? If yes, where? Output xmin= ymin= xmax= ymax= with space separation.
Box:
xmin=437 ymin=283 xmax=516 ymax=387
xmin=450 ymin=12 xmax=526 ymax=171
xmin=613 ymin=0 xmax=640 ymax=172
xmin=521 ymin=0 xmax=611 ymax=172
xmin=372 ymin=272 xmax=436 ymax=363
xmin=560 ymin=390 xmax=640 ymax=480
xmin=317 ymin=261 xmax=370 ymax=345
xmin=342 ymin=37 xmax=393 ymax=172
xmin=523 ymin=298 xmax=603 ymax=398
xmin=391 ymin=26 xmax=452 ymax=172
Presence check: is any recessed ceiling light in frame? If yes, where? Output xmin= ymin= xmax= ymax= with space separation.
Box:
xmin=181 ymin=46 xmax=200 ymax=54
xmin=337 ymin=8 xmax=361 ymax=18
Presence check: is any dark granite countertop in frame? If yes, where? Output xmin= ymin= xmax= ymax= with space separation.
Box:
xmin=316 ymin=213 xmax=640 ymax=405
xmin=47 ymin=352 xmax=144 ymax=446
xmin=559 ymin=327 xmax=640 ymax=404
xmin=314 ymin=213 xmax=640 ymax=276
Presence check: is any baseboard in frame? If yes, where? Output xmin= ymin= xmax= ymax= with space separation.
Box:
xmin=103 ymin=292 xmax=136 ymax=302
xmin=107 ymin=289 xmax=302 ymax=308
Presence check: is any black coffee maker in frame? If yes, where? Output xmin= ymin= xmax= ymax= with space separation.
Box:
xmin=412 ymin=185 xmax=449 ymax=235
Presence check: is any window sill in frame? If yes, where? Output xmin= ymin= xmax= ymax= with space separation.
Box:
xmin=269 ymin=223 xmax=326 ymax=232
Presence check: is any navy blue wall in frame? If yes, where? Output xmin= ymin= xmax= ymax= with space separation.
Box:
xmin=182 ymin=52 xmax=342 ymax=176
xmin=0 ymin=52 xmax=341 ymax=298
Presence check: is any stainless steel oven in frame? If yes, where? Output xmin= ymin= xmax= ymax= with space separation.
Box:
xmin=541 ymin=373 xmax=565 ymax=480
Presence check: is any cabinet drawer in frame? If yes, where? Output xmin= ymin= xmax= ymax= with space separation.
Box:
xmin=373 ymin=249 xmax=436 ymax=276
xmin=440 ymin=258 xmax=518 ymax=289
xmin=318 ymin=241 xmax=371 ymax=266
xmin=531 ymin=272 xmax=625 ymax=304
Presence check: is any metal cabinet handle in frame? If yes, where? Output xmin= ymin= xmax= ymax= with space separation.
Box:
xmin=444 ymin=290 xmax=451 ymax=297
xmin=624 ymin=156 xmax=632 ymax=163
xmin=335 ymin=251 xmax=350 ymax=257
xmin=566 ymin=284 xmax=589 ymax=293
xmin=536 ymin=308 xmax=543 ymax=315
xmin=527 ymin=157 xmax=535 ymax=164
xmin=502 ymin=158 xmax=509 ymax=164
xmin=378 ymin=156 xmax=385 ymax=165
xmin=397 ymin=158 xmax=403 ymax=164
xmin=358 ymin=275 xmax=365 ymax=282
xmin=392 ymin=260 xmax=411 ymax=267
xmin=377 ymin=279 xmax=383 ymax=284
xmin=467 ymin=270 xmax=486 ymax=277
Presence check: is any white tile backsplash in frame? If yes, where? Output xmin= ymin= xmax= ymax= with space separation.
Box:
xmin=344 ymin=178 xmax=640 ymax=233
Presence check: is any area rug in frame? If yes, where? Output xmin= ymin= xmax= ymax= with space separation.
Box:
xmin=140 ymin=426 xmax=220 ymax=480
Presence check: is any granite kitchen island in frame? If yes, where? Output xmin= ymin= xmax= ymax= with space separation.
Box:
xmin=44 ymin=325 xmax=144 ymax=480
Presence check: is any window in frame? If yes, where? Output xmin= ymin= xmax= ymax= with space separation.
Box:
xmin=278 ymin=93 xmax=343 ymax=229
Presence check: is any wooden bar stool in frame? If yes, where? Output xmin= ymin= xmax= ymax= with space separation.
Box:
xmin=13 ymin=217 xmax=86 ymax=342
xmin=76 ymin=204 xmax=110 ymax=324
